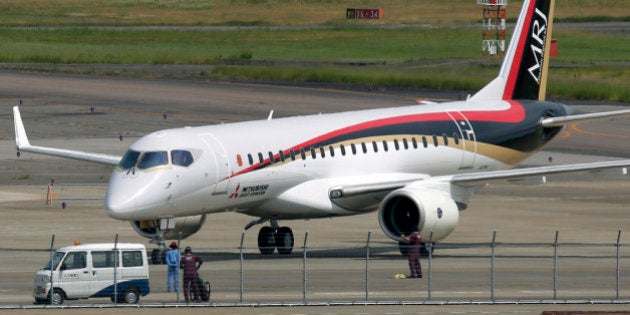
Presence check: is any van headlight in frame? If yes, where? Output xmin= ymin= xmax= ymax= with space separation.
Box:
xmin=39 ymin=275 xmax=51 ymax=282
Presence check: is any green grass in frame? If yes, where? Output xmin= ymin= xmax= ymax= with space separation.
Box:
xmin=0 ymin=1 xmax=628 ymax=102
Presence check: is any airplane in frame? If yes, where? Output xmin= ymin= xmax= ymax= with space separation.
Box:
xmin=12 ymin=0 xmax=630 ymax=260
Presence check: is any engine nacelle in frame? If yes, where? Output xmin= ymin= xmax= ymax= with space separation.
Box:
xmin=131 ymin=215 xmax=206 ymax=241
xmin=378 ymin=188 xmax=459 ymax=242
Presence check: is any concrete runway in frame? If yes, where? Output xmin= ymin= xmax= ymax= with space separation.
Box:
xmin=0 ymin=71 xmax=628 ymax=314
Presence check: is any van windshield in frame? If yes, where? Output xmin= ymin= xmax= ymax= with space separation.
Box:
xmin=42 ymin=252 xmax=65 ymax=271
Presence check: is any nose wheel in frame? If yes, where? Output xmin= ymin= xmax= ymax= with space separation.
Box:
xmin=256 ymin=225 xmax=294 ymax=255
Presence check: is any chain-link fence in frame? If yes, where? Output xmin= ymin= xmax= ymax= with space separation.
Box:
xmin=0 ymin=231 xmax=627 ymax=306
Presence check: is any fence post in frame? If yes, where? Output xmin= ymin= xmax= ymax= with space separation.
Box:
xmin=48 ymin=234 xmax=55 ymax=305
xmin=113 ymin=234 xmax=119 ymax=305
xmin=491 ymin=230 xmax=496 ymax=303
xmin=616 ymin=230 xmax=621 ymax=300
xmin=365 ymin=231 xmax=371 ymax=301
xmin=302 ymin=232 xmax=309 ymax=303
xmin=177 ymin=232 xmax=182 ymax=303
xmin=427 ymin=231 xmax=434 ymax=301
xmin=553 ymin=230 xmax=559 ymax=300
xmin=239 ymin=232 xmax=245 ymax=303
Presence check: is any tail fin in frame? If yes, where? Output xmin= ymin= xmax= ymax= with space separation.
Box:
xmin=470 ymin=0 xmax=555 ymax=102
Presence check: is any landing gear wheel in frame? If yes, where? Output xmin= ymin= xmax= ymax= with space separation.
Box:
xmin=151 ymin=248 xmax=166 ymax=264
xmin=258 ymin=226 xmax=276 ymax=255
xmin=398 ymin=241 xmax=410 ymax=256
xmin=49 ymin=288 xmax=64 ymax=305
xmin=275 ymin=227 xmax=294 ymax=255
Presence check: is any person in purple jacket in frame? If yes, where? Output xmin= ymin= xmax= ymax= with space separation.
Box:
xmin=401 ymin=225 xmax=423 ymax=278
xmin=180 ymin=246 xmax=203 ymax=302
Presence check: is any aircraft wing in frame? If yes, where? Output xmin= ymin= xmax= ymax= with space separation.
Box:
xmin=13 ymin=106 xmax=121 ymax=166
xmin=330 ymin=160 xmax=630 ymax=201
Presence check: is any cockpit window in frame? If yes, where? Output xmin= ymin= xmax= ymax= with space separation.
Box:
xmin=171 ymin=150 xmax=194 ymax=167
xmin=118 ymin=150 xmax=141 ymax=170
xmin=137 ymin=151 xmax=168 ymax=169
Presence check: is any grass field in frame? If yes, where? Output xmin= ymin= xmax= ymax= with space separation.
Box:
xmin=0 ymin=0 xmax=628 ymax=102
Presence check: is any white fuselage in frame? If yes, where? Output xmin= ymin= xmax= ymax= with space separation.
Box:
xmin=104 ymin=99 xmax=530 ymax=221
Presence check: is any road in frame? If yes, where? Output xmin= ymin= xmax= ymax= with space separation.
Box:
xmin=0 ymin=71 xmax=628 ymax=314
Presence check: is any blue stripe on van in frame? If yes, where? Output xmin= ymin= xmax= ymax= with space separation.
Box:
xmin=91 ymin=279 xmax=150 ymax=298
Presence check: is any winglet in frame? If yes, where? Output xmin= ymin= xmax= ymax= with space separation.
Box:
xmin=13 ymin=106 xmax=31 ymax=150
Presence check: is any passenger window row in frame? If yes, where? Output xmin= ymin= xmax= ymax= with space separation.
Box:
xmin=239 ymin=133 xmax=461 ymax=167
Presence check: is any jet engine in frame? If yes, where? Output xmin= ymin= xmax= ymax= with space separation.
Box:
xmin=378 ymin=188 xmax=459 ymax=243
xmin=131 ymin=215 xmax=207 ymax=241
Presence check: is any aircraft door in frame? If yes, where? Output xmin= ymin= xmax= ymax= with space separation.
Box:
xmin=447 ymin=111 xmax=477 ymax=169
xmin=201 ymin=133 xmax=232 ymax=195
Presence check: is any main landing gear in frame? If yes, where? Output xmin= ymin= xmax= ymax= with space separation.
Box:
xmin=247 ymin=218 xmax=294 ymax=255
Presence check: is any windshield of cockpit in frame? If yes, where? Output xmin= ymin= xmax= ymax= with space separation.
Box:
xmin=117 ymin=149 xmax=195 ymax=171
xmin=42 ymin=252 xmax=65 ymax=271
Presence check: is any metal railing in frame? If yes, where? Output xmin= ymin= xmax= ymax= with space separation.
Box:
xmin=0 ymin=230 xmax=627 ymax=307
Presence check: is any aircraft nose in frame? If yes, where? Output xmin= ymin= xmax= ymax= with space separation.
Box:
xmin=105 ymin=178 xmax=137 ymax=220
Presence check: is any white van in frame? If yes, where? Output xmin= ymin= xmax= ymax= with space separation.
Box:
xmin=33 ymin=243 xmax=150 ymax=305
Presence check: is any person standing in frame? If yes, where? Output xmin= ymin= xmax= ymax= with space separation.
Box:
xmin=165 ymin=242 xmax=180 ymax=293
xmin=180 ymin=246 xmax=203 ymax=302
xmin=401 ymin=225 xmax=423 ymax=278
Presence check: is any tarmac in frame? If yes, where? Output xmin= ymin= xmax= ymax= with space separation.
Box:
xmin=0 ymin=71 xmax=628 ymax=314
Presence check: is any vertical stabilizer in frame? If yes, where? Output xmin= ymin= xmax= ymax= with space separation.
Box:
xmin=470 ymin=0 xmax=555 ymax=102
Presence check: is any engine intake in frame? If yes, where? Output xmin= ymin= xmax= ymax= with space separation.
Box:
xmin=378 ymin=188 xmax=459 ymax=242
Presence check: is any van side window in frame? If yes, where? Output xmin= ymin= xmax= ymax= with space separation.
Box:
xmin=62 ymin=252 xmax=87 ymax=270
xmin=92 ymin=251 xmax=116 ymax=268
xmin=122 ymin=251 xmax=144 ymax=267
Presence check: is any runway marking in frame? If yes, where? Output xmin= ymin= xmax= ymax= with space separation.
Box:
xmin=569 ymin=122 xmax=629 ymax=139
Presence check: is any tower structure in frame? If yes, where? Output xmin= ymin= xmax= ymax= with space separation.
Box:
xmin=477 ymin=0 xmax=507 ymax=55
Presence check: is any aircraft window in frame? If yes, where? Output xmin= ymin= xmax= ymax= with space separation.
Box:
xmin=360 ymin=142 xmax=366 ymax=154
xmin=248 ymin=153 xmax=254 ymax=165
xmin=300 ymin=149 xmax=306 ymax=160
xmin=443 ymin=134 xmax=449 ymax=146
xmin=118 ymin=150 xmax=141 ymax=170
xmin=412 ymin=137 xmax=418 ymax=149
xmin=320 ymin=147 xmax=325 ymax=158
xmin=422 ymin=136 xmax=428 ymax=148
xmin=351 ymin=143 xmax=357 ymax=155
xmin=432 ymin=135 xmax=439 ymax=147
xmin=290 ymin=150 xmax=296 ymax=161
xmin=329 ymin=146 xmax=335 ymax=157
xmin=310 ymin=147 xmax=316 ymax=159
xmin=340 ymin=145 xmax=346 ymax=156
xmin=372 ymin=141 xmax=378 ymax=153
xmin=172 ymin=150 xmax=194 ymax=167
xmin=268 ymin=151 xmax=275 ymax=163
xmin=258 ymin=153 xmax=264 ymax=164
xmin=403 ymin=138 xmax=409 ymax=149
xmin=236 ymin=154 xmax=243 ymax=167
xmin=383 ymin=141 xmax=388 ymax=151
xmin=138 ymin=151 xmax=168 ymax=169
xmin=279 ymin=150 xmax=285 ymax=162
xmin=394 ymin=139 xmax=400 ymax=150
xmin=453 ymin=133 xmax=460 ymax=145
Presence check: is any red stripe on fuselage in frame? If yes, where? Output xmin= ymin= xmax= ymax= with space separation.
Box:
xmin=503 ymin=0 xmax=537 ymax=100
xmin=226 ymin=101 xmax=525 ymax=180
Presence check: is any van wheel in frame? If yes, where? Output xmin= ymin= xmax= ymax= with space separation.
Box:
xmin=122 ymin=288 xmax=140 ymax=304
xmin=49 ymin=288 xmax=65 ymax=305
